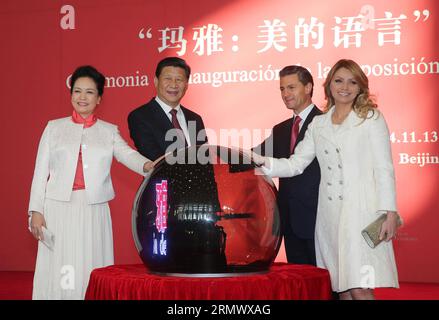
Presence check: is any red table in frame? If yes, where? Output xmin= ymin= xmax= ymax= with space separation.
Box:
xmin=85 ymin=263 xmax=332 ymax=300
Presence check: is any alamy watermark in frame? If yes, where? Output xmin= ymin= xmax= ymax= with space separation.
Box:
xmin=162 ymin=121 xmax=273 ymax=165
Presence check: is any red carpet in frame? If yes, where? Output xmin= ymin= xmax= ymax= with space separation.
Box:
xmin=1 ymin=271 xmax=438 ymax=300
xmin=375 ymin=283 xmax=439 ymax=300
xmin=0 ymin=271 xmax=33 ymax=300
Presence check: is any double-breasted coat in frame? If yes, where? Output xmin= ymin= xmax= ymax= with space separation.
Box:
xmin=264 ymin=107 xmax=399 ymax=292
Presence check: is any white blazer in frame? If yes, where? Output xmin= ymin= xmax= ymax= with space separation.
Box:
xmin=29 ymin=117 xmax=149 ymax=214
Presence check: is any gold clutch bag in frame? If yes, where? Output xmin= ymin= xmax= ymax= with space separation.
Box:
xmin=361 ymin=213 xmax=402 ymax=249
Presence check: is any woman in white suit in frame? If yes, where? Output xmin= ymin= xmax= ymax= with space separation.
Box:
xmin=252 ymin=59 xmax=401 ymax=299
xmin=28 ymin=65 xmax=153 ymax=299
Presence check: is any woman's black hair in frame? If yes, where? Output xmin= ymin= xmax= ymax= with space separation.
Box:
xmin=70 ymin=65 xmax=105 ymax=96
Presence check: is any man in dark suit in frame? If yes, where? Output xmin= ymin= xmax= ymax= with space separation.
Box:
xmin=128 ymin=57 xmax=207 ymax=161
xmin=256 ymin=65 xmax=321 ymax=266
xmin=128 ymin=57 xmax=226 ymax=272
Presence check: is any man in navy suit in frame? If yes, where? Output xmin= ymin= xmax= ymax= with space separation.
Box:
xmin=256 ymin=65 xmax=321 ymax=265
xmin=128 ymin=57 xmax=207 ymax=161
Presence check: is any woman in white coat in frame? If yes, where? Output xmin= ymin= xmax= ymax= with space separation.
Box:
xmin=28 ymin=65 xmax=153 ymax=299
xmin=252 ymin=59 xmax=401 ymax=299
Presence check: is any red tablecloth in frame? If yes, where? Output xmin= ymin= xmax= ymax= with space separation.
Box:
xmin=85 ymin=263 xmax=332 ymax=300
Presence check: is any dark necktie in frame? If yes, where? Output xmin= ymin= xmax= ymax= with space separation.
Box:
xmin=170 ymin=109 xmax=187 ymax=145
xmin=290 ymin=115 xmax=301 ymax=154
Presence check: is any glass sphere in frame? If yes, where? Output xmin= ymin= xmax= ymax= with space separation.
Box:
xmin=132 ymin=145 xmax=281 ymax=276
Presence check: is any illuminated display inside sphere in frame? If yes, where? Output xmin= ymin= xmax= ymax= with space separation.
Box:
xmin=132 ymin=145 xmax=281 ymax=276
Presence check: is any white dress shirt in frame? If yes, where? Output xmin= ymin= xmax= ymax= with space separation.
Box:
xmin=155 ymin=96 xmax=191 ymax=146
xmin=294 ymin=103 xmax=315 ymax=132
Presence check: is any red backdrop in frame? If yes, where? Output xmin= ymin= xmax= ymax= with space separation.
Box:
xmin=0 ymin=0 xmax=438 ymax=283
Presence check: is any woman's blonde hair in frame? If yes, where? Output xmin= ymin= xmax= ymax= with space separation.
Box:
xmin=323 ymin=59 xmax=379 ymax=119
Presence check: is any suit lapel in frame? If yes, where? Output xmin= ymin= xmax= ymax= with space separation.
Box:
xmin=150 ymin=99 xmax=174 ymax=130
xmin=148 ymin=100 xmax=174 ymax=149
xmin=316 ymin=108 xmax=337 ymax=147
xmin=180 ymin=105 xmax=198 ymax=145
xmin=291 ymin=105 xmax=321 ymax=152
xmin=277 ymin=118 xmax=294 ymax=157
xmin=180 ymin=105 xmax=192 ymax=127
